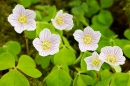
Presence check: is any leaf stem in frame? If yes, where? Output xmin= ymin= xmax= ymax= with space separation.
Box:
xmin=24 ymin=31 xmax=29 ymax=55
xmin=73 ymin=52 xmax=84 ymax=65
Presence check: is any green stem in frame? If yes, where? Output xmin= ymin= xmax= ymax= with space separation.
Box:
xmin=24 ymin=31 xmax=29 ymax=55
xmin=111 ymin=66 xmax=116 ymax=73
xmin=73 ymin=52 xmax=84 ymax=65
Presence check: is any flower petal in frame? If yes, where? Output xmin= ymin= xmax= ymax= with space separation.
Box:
xmin=50 ymin=34 xmax=60 ymax=46
xmin=79 ymin=43 xmax=87 ymax=52
xmin=92 ymin=31 xmax=101 ymax=43
xmin=8 ymin=14 xmax=19 ymax=26
xmin=13 ymin=4 xmax=25 ymax=15
xmin=84 ymin=26 xmax=94 ymax=35
xmin=39 ymin=28 xmax=51 ymax=41
xmin=25 ymin=9 xmax=36 ymax=19
xmin=33 ymin=38 xmax=42 ymax=52
xmin=73 ymin=30 xmax=84 ymax=42
xmin=14 ymin=25 xmax=25 ymax=34
xmin=25 ymin=20 xmax=36 ymax=31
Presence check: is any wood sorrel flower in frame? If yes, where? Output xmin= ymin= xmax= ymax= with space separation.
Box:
xmin=8 ymin=4 xmax=36 ymax=34
xmin=51 ymin=10 xmax=74 ymax=30
xmin=99 ymin=46 xmax=126 ymax=66
xmin=84 ymin=52 xmax=104 ymax=71
xmin=73 ymin=26 xmax=101 ymax=52
xmin=33 ymin=28 xmax=60 ymax=56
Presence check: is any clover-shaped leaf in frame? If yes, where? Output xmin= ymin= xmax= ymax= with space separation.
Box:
xmin=45 ymin=68 xmax=72 ymax=86
xmin=54 ymin=47 xmax=76 ymax=65
xmin=17 ymin=55 xmax=42 ymax=78
xmin=0 ymin=52 xmax=15 ymax=70
xmin=0 ymin=70 xmax=29 ymax=86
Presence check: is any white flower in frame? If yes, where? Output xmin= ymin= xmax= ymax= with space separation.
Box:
xmin=73 ymin=26 xmax=101 ymax=52
xmin=84 ymin=52 xmax=104 ymax=71
xmin=99 ymin=46 xmax=126 ymax=66
xmin=8 ymin=4 xmax=36 ymax=34
xmin=33 ymin=28 xmax=60 ymax=56
xmin=51 ymin=10 xmax=74 ymax=30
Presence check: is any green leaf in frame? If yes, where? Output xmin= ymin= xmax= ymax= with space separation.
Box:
xmin=36 ymin=22 xmax=55 ymax=36
xmin=43 ymin=6 xmax=57 ymax=22
xmin=5 ymin=41 xmax=21 ymax=55
xmin=30 ymin=0 xmax=39 ymax=4
xmin=25 ymin=30 xmax=36 ymax=39
xmin=0 ymin=52 xmax=15 ymax=70
xmin=100 ymin=0 xmax=114 ymax=8
xmin=35 ymin=10 xmax=42 ymax=21
xmin=112 ymin=66 xmax=122 ymax=72
xmin=100 ymin=69 xmax=112 ymax=80
xmin=71 ymin=6 xmax=84 ymax=15
xmin=17 ymin=55 xmax=42 ymax=78
xmin=19 ymin=0 xmax=31 ymax=8
xmin=123 ymin=44 xmax=130 ymax=58
xmin=110 ymin=73 xmax=130 ymax=86
xmin=113 ymin=39 xmax=130 ymax=48
xmin=73 ymin=74 xmax=93 ymax=86
xmin=98 ymin=10 xmax=113 ymax=26
xmin=68 ymin=0 xmax=81 ymax=6
xmin=81 ymin=2 xmax=89 ymax=13
xmin=96 ymin=75 xmax=112 ymax=86
xmin=96 ymin=69 xmax=112 ymax=86
xmin=0 ymin=47 xmax=6 ymax=54
xmin=87 ymin=0 xmax=100 ymax=16
xmin=54 ymin=47 xmax=76 ymax=65
xmin=124 ymin=29 xmax=130 ymax=40
xmin=62 ymin=36 xmax=76 ymax=53
xmin=0 ymin=70 xmax=29 ymax=86
xmin=45 ymin=68 xmax=72 ymax=86
xmin=36 ymin=55 xmax=51 ymax=69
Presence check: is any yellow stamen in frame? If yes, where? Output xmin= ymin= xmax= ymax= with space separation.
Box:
xmin=41 ymin=40 xmax=51 ymax=50
xmin=106 ymin=54 xmax=117 ymax=63
xmin=82 ymin=35 xmax=92 ymax=44
xmin=92 ymin=58 xmax=100 ymax=66
xmin=55 ymin=16 xmax=64 ymax=26
xmin=18 ymin=15 xmax=27 ymax=24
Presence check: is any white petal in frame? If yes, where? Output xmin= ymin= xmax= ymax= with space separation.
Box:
xmin=51 ymin=19 xmax=63 ymax=30
xmin=25 ymin=9 xmax=36 ymax=19
xmin=79 ymin=43 xmax=87 ymax=52
xmin=13 ymin=4 xmax=25 ymax=15
xmin=92 ymin=52 xmax=99 ymax=57
xmin=113 ymin=46 xmax=123 ymax=57
xmin=33 ymin=38 xmax=42 ymax=52
xmin=65 ymin=23 xmax=74 ymax=30
xmin=39 ymin=28 xmax=51 ymax=41
xmin=101 ymin=46 xmax=113 ymax=55
xmin=117 ymin=56 xmax=126 ymax=65
xmin=84 ymin=26 xmax=94 ymax=35
xmin=73 ymin=30 xmax=84 ymax=42
xmin=92 ymin=31 xmax=101 ymax=43
xmin=8 ymin=14 xmax=19 ymax=26
xmin=50 ymin=34 xmax=60 ymax=46
xmin=14 ymin=25 xmax=25 ymax=34
xmin=55 ymin=10 xmax=63 ymax=17
xmin=84 ymin=56 xmax=93 ymax=63
xmin=49 ymin=45 xmax=59 ymax=55
xmin=87 ymin=44 xmax=98 ymax=51
xmin=39 ymin=50 xmax=49 ymax=56
xmin=25 ymin=20 xmax=36 ymax=31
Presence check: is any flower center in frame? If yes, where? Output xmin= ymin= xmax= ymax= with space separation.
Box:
xmin=18 ymin=15 xmax=27 ymax=24
xmin=55 ymin=16 xmax=64 ymax=26
xmin=106 ymin=54 xmax=117 ymax=63
xmin=41 ymin=40 xmax=51 ymax=50
xmin=92 ymin=58 xmax=100 ymax=66
xmin=82 ymin=35 xmax=92 ymax=44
